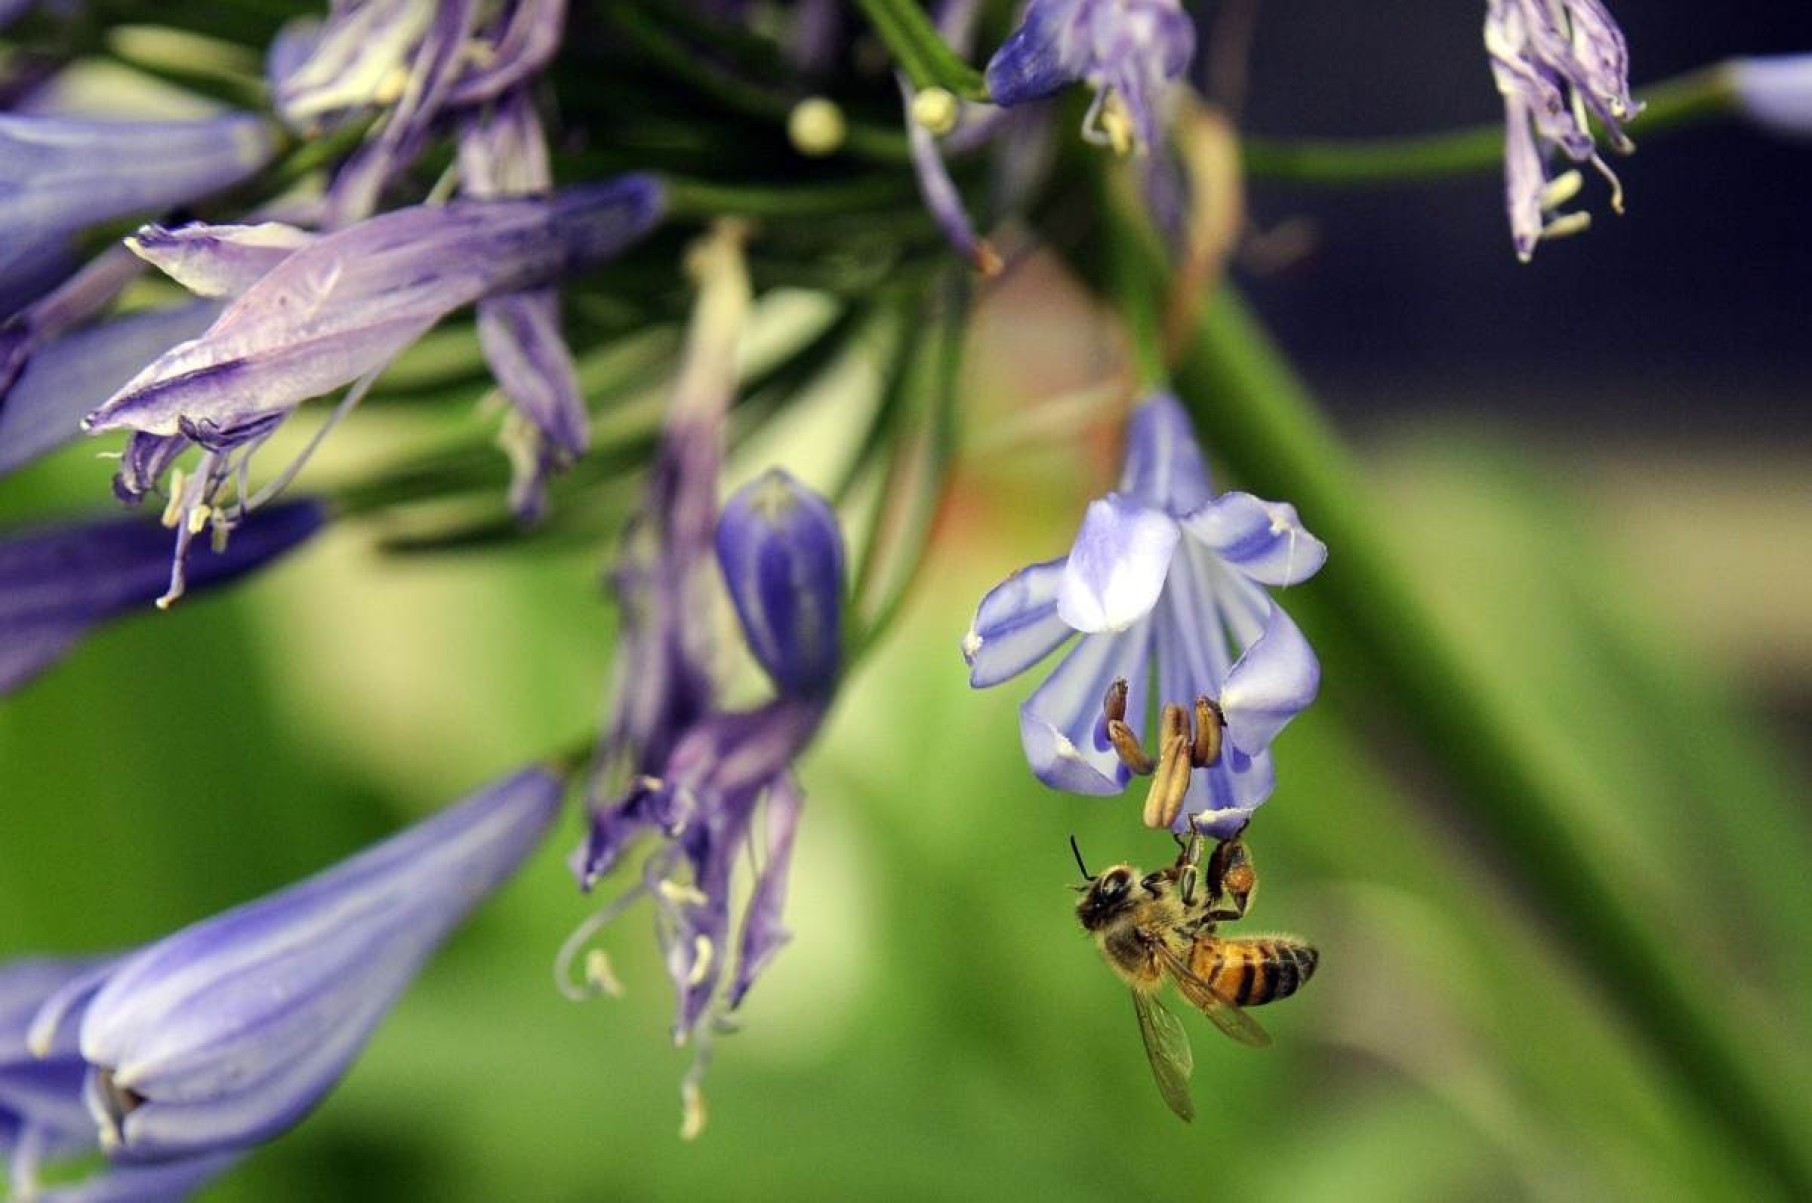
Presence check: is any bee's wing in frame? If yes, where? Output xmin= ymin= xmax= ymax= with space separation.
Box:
xmin=1154 ymin=943 xmax=1273 ymax=1049
xmin=1131 ymin=989 xmax=1195 ymax=1123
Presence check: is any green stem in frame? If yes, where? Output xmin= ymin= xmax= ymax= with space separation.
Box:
xmin=849 ymin=0 xmax=989 ymax=100
xmin=661 ymin=174 xmax=921 ymax=221
xmin=1169 ymin=285 xmax=1812 ymax=1199
xmin=1241 ymin=64 xmax=1736 ymax=185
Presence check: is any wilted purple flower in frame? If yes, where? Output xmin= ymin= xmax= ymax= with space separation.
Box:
xmin=963 ymin=393 xmax=1324 ymax=837
xmin=0 ymin=500 xmax=324 ymax=694
xmin=1 ymin=957 xmax=240 ymax=1202
xmin=1484 ymin=0 xmax=1641 ymax=261
xmin=87 ymin=179 xmax=663 ymax=443
xmin=1730 ymin=55 xmax=1812 ymax=139
xmin=459 ymin=92 xmax=587 ymax=522
xmin=570 ymin=469 xmax=844 ymax=1132
xmin=985 ymin=0 xmax=1194 ymax=155
xmin=0 ymin=112 xmax=274 ymax=295
xmin=21 ymin=768 xmax=561 ymax=1166
xmin=715 ymin=468 xmax=846 ymax=699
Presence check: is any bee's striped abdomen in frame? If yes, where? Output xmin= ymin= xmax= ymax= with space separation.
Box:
xmin=1194 ymin=938 xmax=1319 ymax=1006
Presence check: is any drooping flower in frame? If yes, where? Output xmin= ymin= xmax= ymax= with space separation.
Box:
xmin=0 ymin=499 xmax=324 ymax=694
xmin=0 ymin=112 xmax=275 ymax=297
xmin=80 ymin=178 xmax=663 ymax=596
xmin=1484 ymin=0 xmax=1641 ymax=261
xmin=571 ymin=470 xmax=845 ymax=1138
xmin=87 ymin=178 xmax=664 ymax=444
xmin=20 ymin=768 xmax=561 ymax=1169
xmin=985 ymin=0 xmax=1195 ymax=155
xmin=458 ymin=90 xmax=588 ymax=522
xmin=963 ymin=393 xmax=1324 ymax=837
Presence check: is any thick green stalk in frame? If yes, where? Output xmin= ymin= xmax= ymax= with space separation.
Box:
xmin=1170 ymin=285 xmax=1811 ymax=1199
xmin=1242 ymin=64 xmax=1735 ymax=185
xmin=850 ymin=0 xmax=989 ymax=100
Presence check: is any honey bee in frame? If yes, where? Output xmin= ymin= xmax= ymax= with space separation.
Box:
xmin=1073 ymin=828 xmax=1317 ymax=1121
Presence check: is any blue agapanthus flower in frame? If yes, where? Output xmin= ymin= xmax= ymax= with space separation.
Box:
xmin=1484 ymin=0 xmax=1641 ymax=260
xmin=12 ymin=767 xmax=559 ymax=1187
xmin=964 ymin=393 xmax=1324 ymax=837
xmin=985 ymin=0 xmax=1195 ymax=155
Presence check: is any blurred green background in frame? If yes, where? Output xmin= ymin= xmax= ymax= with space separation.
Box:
xmin=2 ymin=256 xmax=1808 ymax=1201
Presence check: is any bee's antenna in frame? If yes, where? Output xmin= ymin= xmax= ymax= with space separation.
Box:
xmin=1069 ymin=834 xmax=1092 ymax=881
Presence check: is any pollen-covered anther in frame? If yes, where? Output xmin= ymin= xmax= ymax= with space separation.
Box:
xmin=686 ymin=935 xmax=715 ymax=988
xmin=94 ymin=1067 xmax=145 ymax=1147
xmin=1102 ymin=677 xmax=1226 ymax=781
xmin=1097 ymin=91 xmax=1138 ymax=156
xmin=1539 ymin=169 xmax=1585 ymax=211
xmin=680 ymin=1078 xmax=708 ymax=1141
xmin=1141 ymin=719 xmax=1193 ymax=830
xmin=584 ymin=949 xmax=626 ymax=998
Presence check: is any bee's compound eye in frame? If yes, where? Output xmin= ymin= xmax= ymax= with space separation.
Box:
xmin=1100 ymin=869 xmax=1132 ymax=900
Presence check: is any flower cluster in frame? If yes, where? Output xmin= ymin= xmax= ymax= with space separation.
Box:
xmin=0 ymin=0 xmax=1717 ymax=1192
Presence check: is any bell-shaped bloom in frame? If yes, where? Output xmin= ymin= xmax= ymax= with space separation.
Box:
xmin=85 ymin=177 xmax=665 ymax=444
xmin=1731 ymin=55 xmax=1812 ymax=139
xmin=0 ymin=112 xmax=274 ymax=296
xmin=0 ymin=500 xmax=324 ymax=695
xmin=963 ymin=393 xmax=1325 ymax=836
xmin=1484 ymin=0 xmax=1640 ymax=261
xmin=715 ymin=469 xmax=846 ymax=699
xmin=1 ymin=957 xmax=240 ymax=1202
xmin=126 ymin=223 xmax=315 ymax=300
xmin=985 ymin=0 xmax=1194 ymax=155
xmin=22 ymin=768 xmax=561 ymax=1166
xmin=459 ymin=92 xmax=588 ymax=522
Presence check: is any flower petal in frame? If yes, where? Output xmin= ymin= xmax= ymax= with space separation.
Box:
xmin=1218 ymin=600 xmax=1320 ymax=754
xmin=1118 ymin=393 xmax=1211 ymax=515
xmin=1019 ymin=619 xmax=1151 ymax=795
xmin=1057 ymin=495 xmax=1178 ymax=633
xmin=1180 ymin=490 xmax=1327 ymax=586
xmin=963 ymin=556 xmax=1071 ymax=688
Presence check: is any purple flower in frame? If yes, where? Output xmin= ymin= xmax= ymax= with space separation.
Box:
xmin=985 ymin=0 xmax=1194 ymax=155
xmin=1731 ymin=55 xmax=1812 ymax=139
xmin=963 ymin=393 xmax=1324 ymax=837
xmin=1484 ymin=0 xmax=1641 ymax=261
xmin=715 ymin=469 xmax=846 ymax=699
xmin=1 ymin=958 xmax=240 ymax=1202
xmin=0 ymin=112 xmax=274 ymax=296
xmin=87 ymin=179 xmax=664 ymax=443
xmin=458 ymin=92 xmax=587 ymax=522
xmin=0 ymin=500 xmax=324 ymax=694
xmin=21 ymin=768 xmax=561 ymax=1167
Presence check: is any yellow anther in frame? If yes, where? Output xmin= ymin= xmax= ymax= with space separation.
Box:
xmin=584 ymin=949 xmax=625 ymax=998
xmin=160 ymin=469 xmax=187 ymax=528
xmin=186 ymin=503 xmax=212 ymax=536
xmin=686 ymin=935 xmax=715 ymax=987
xmin=1100 ymin=91 xmax=1137 ymax=157
xmin=1539 ymin=170 xmax=1584 ymax=211
xmin=911 ymin=87 xmax=960 ymax=136
xmin=680 ymin=1079 xmax=708 ymax=1141
xmin=787 ymin=97 xmax=846 ymax=158
xmin=1541 ymin=211 xmax=1593 ymax=242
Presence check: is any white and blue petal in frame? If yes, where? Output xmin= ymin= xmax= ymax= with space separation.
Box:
xmin=964 ymin=557 xmax=1072 ymax=688
xmin=1117 ymin=392 xmax=1212 ymax=515
xmin=1019 ymin=616 xmax=1151 ymax=795
xmin=1180 ymin=490 xmax=1327 ymax=586
xmin=73 ymin=767 xmax=561 ymax=1159
xmin=1057 ymin=494 xmax=1178 ymax=633
xmin=1218 ymin=599 xmax=1320 ymax=755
